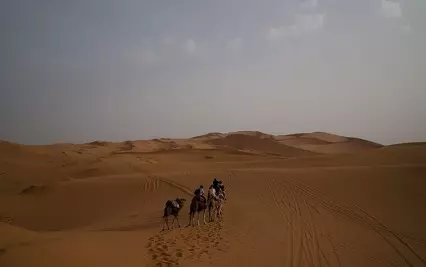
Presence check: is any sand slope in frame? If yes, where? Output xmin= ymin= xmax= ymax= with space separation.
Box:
xmin=1 ymin=132 xmax=425 ymax=267
xmin=207 ymin=134 xmax=316 ymax=157
xmin=275 ymin=132 xmax=383 ymax=154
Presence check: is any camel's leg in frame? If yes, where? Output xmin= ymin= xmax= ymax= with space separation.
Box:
xmin=207 ymin=201 xmax=210 ymax=222
xmin=214 ymin=201 xmax=218 ymax=221
xmin=209 ymin=204 xmax=214 ymax=222
xmin=166 ymin=216 xmax=170 ymax=230
xmin=191 ymin=212 xmax=195 ymax=227
xmin=203 ymin=209 xmax=207 ymax=224
xmin=176 ymin=216 xmax=181 ymax=228
xmin=212 ymin=201 xmax=216 ymax=221
xmin=218 ymin=203 xmax=223 ymax=217
xmin=187 ymin=213 xmax=193 ymax=227
xmin=208 ymin=203 xmax=212 ymax=222
xmin=195 ymin=202 xmax=200 ymax=225
xmin=211 ymin=206 xmax=215 ymax=222
xmin=163 ymin=216 xmax=169 ymax=231
xmin=171 ymin=216 xmax=176 ymax=229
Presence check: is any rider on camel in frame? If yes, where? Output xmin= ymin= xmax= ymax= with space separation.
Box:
xmin=194 ymin=185 xmax=206 ymax=202
xmin=208 ymin=185 xmax=218 ymax=200
xmin=212 ymin=178 xmax=226 ymax=198
xmin=218 ymin=181 xmax=226 ymax=199
xmin=212 ymin=178 xmax=220 ymax=193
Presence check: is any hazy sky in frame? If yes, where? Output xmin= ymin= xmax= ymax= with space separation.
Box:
xmin=1 ymin=0 xmax=425 ymax=145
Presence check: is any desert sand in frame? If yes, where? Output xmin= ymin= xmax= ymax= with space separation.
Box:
xmin=1 ymin=131 xmax=425 ymax=267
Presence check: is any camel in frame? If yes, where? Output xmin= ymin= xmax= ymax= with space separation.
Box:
xmin=216 ymin=191 xmax=226 ymax=218
xmin=207 ymin=185 xmax=228 ymax=222
xmin=188 ymin=196 xmax=208 ymax=226
xmin=207 ymin=193 xmax=218 ymax=222
xmin=162 ymin=198 xmax=186 ymax=231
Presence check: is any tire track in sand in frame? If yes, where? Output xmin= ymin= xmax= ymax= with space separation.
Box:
xmin=266 ymin=178 xmax=295 ymax=267
xmin=266 ymin=177 xmax=341 ymax=267
xmin=143 ymin=176 xmax=161 ymax=193
xmin=282 ymin=179 xmax=426 ymax=267
xmin=288 ymin=184 xmax=336 ymax=267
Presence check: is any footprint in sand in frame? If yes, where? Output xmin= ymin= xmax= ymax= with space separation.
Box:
xmin=176 ymin=250 xmax=183 ymax=258
xmin=160 ymin=251 xmax=170 ymax=258
xmin=147 ymin=220 xmax=230 ymax=266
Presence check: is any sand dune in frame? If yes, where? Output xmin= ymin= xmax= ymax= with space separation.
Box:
xmin=190 ymin=132 xmax=225 ymax=140
xmin=0 ymin=223 xmax=38 ymax=250
xmin=1 ymin=131 xmax=425 ymax=266
xmin=295 ymin=142 xmax=376 ymax=154
xmin=275 ymin=132 xmax=382 ymax=154
xmin=207 ymin=134 xmax=316 ymax=157
xmin=276 ymin=136 xmax=331 ymax=146
xmin=301 ymin=132 xmax=349 ymax=143
xmin=227 ymin=130 xmax=274 ymax=139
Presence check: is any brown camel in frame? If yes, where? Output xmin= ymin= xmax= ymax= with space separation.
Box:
xmin=162 ymin=198 xmax=186 ymax=231
xmin=188 ymin=196 xmax=208 ymax=226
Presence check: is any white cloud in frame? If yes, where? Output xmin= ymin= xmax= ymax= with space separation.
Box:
xmin=185 ymin=39 xmax=197 ymax=54
xmin=183 ymin=38 xmax=210 ymax=59
xmin=300 ymin=0 xmax=318 ymax=9
xmin=227 ymin=38 xmax=243 ymax=51
xmin=267 ymin=13 xmax=325 ymax=40
xmin=380 ymin=0 xmax=402 ymax=18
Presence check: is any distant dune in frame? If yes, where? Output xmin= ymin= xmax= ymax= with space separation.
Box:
xmin=385 ymin=142 xmax=426 ymax=147
xmin=227 ymin=131 xmax=274 ymax=139
xmin=300 ymin=132 xmax=349 ymax=143
xmin=1 ymin=131 xmax=383 ymax=157
xmin=207 ymin=133 xmax=315 ymax=157
xmin=190 ymin=132 xmax=225 ymax=140
xmin=274 ymin=132 xmax=382 ymax=154
xmin=275 ymin=136 xmax=331 ymax=146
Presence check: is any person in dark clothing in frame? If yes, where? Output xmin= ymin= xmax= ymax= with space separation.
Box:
xmin=212 ymin=178 xmax=219 ymax=189
xmin=194 ymin=185 xmax=205 ymax=202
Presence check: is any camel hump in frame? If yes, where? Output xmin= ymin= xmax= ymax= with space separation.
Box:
xmin=171 ymin=200 xmax=180 ymax=208
xmin=165 ymin=200 xmax=173 ymax=207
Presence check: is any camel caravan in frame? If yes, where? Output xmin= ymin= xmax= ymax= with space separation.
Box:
xmin=162 ymin=178 xmax=226 ymax=231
